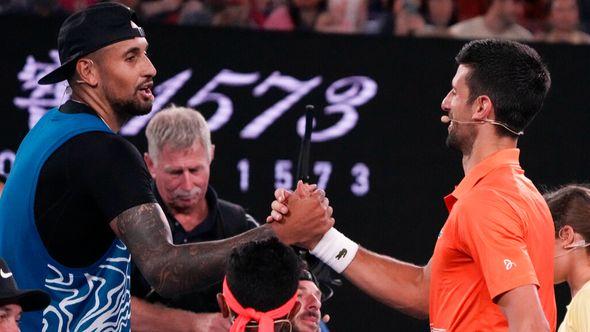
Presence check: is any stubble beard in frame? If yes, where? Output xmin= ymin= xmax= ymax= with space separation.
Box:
xmin=107 ymin=89 xmax=153 ymax=126
xmin=445 ymin=125 xmax=475 ymax=156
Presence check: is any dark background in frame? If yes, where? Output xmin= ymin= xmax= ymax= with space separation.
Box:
xmin=1 ymin=16 xmax=589 ymax=330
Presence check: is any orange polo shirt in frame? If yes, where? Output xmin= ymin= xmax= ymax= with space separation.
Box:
xmin=429 ymin=149 xmax=556 ymax=332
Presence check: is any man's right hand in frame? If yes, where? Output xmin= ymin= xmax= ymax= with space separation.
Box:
xmin=267 ymin=181 xmax=334 ymax=249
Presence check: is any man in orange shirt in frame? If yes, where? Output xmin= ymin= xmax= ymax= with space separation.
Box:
xmin=268 ymin=39 xmax=555 ymax=331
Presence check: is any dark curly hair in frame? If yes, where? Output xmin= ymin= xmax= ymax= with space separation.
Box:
xmin=226 ymin=238 xmax=303 ymax=312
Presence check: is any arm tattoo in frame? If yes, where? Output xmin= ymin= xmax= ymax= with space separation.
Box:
xmin=110 ymin=203 xmax=275 ymax=298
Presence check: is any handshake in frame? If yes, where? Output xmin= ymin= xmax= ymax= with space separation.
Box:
xmin=266 ymin=181 xmax=335 ymax=250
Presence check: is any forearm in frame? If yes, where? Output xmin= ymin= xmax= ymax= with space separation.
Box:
xmin=497 ymin=285 xmax=550 ymax=332
xmin=343 ymin=248 xmax=430 ymax=318
xmin=131 ymin=297 xmax=195 ymax=332
xmin=112 ymin=203 xmax=275 ymax=298
xmin=156 ymin=226 xmax=275 ymax=297
xmin=506 ymin=319 xmax=549 ymax=332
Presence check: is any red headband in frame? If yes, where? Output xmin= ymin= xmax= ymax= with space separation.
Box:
xmin=223 ymin=277 xmax=298 ymax=332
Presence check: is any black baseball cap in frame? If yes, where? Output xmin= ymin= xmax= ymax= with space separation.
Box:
xmin=38 ymin=2 xmax=146 ymax=85
xmin=0 ymin=258 xmax=50 ymax=311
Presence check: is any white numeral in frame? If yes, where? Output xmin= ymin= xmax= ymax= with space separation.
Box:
xmin=241 ymin=72 xmax=322 ymax=139
xmin=351 ymin=163 xmax=370 ymax=196
xmin=274 ymin=160 xmax=293 ymax=190
xmin=188 ymin=69 xmax=260 ymax=131
xmin=237 ymin=159 xmax=250 ymax=192
xmin=297 ymin=76 xmax=377 ymax=142
xmin=313 ymin=161 xmax=332 ymax=190
xmin=0 ymin=150 xmax=16 ymax=176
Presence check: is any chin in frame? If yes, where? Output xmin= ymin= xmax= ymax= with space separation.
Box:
xmin=132 ymin=100 xmax=153 ymax=116
xmin=112 ymin=98 xmax=153 ymax=119
xmin=293 ymin=321 xmax=320 ymax=332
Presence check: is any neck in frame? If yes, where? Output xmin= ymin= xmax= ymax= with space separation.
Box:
xmin=172 ymin=200 xmax=209 ymax=232
xmin=461 ymin=131 xmax=517 ymax=175
xmin=566 ymin=253 xmax=590 ymax=297
xmin=71 ymin=89 xmax=121 ymax=132
xmin=299 ymin=8 xmax=318 ymax=26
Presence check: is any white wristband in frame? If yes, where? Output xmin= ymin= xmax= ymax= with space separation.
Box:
xmin=310 ymin=227 xmax=359 ymax=274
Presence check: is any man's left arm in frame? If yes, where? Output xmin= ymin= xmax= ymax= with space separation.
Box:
xmin=496 ymin=285 xmax=549 ymax=332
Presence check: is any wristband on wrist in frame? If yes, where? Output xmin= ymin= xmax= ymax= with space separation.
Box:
xmin=310 ymin=227 xmax=359 ymax=273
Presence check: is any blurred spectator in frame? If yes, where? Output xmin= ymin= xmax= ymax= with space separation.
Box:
xmin=139 ymin=0 xmax=185 ymax=23
xmin=449 ymin=0 xmax=533 ymax=40
xmin=58 ymin=0 xmax=96 ymax=13
xmin=264 ymin=0 xmax=326 ymax=31
xmin=0 ymin=0 xmax=66 ymax=16
xmin=393 ymin=0 xmax=426 ymax=36
xmin=363 ymin=0 xmax=393 ymax=34
xmin=455 ymin=0 xmax=487 ymax=20
xmin=315 ymin=0 xmax=368 ymax=33
xmin=177 ymin=0 xmax=213 ymax=25
xmin=538 ymin=0 xmax=590 ymax=44
xmin=522 ymin=0 xmax=549 ymax=31
xmin=416 ymin=0 xmax=457 ymax=37
xmin=211 ymin=0 xmax=256 ymax=27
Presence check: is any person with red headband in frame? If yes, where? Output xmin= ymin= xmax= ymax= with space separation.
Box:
xmin=217 ymin=238 xmax=303 ymax=332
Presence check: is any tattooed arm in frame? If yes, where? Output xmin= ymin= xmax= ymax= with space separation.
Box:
xmin=110 ymin=203 xmax=274 ymax=298
xmin=110 ymin=196 xmax=332 ymax=298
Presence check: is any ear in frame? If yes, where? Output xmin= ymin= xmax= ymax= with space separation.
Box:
xmin=75 ymin=58 xmax=99 ymax=87
xmin=209 ymin=144 xmax=215 ymax=163
xmin=471 ymin=95 xmax=493 ymax=121
xmin=287 ymin=301 xmax=301 ymax=320
xmin=217 ymin=293 xmax=230 ymax=318
xmin=144 ymin=153 xmax=156 ymax=179
xmin=558 ymin=225 xmax=576 ymax=247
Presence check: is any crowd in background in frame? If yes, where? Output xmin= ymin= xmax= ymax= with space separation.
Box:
xmin=1 ymin=0 xmax=590 ymax=44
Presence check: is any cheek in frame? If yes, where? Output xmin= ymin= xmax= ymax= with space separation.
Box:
xmin=194 ymin=171 xmax=211 ymax=185
xmin=104 ymin=69 xmax=136 ymax=94
xmin=158 ymin=176 xmax=180 ymax=192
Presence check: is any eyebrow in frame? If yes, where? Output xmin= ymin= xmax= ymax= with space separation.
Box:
xmin=124 ymin=47 xmax=141 ymax=56
xmin=2 ymin=307 xmax=18 ymax=314
xmin=298 ymin=286 xmax=322 ymax=298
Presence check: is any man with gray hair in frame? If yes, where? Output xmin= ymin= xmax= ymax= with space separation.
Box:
xmin=131 ymin=106 xmax=259 ymax=331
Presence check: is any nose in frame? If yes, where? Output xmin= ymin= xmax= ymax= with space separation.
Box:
xmin=180 ymin=170 xmax=193 ymax=190
xmin=8 ymin=320 xmax=20 ymax=332
xmin=143 ymin=55 xmax=157 ymax=79
xmin=441 ymin=90 xmax=451 ymax=113
xmin=305 ymin=293 xmax=321 ymax=310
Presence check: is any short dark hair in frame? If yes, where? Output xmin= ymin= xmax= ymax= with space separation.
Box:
xmin=455 ymin=39 xmax=551 ymax=137
xmin=544 ymin=184 xmax=590 ymax=240
xmin=226 ymin=238 xmax=302 ymax=312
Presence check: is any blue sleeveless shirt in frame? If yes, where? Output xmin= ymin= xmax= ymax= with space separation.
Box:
xmin=0 ymin=108 xmax=131 ymax=331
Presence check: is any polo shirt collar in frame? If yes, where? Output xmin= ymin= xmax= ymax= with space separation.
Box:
xmin=444 ymin=148 xmax=521 ymax=211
